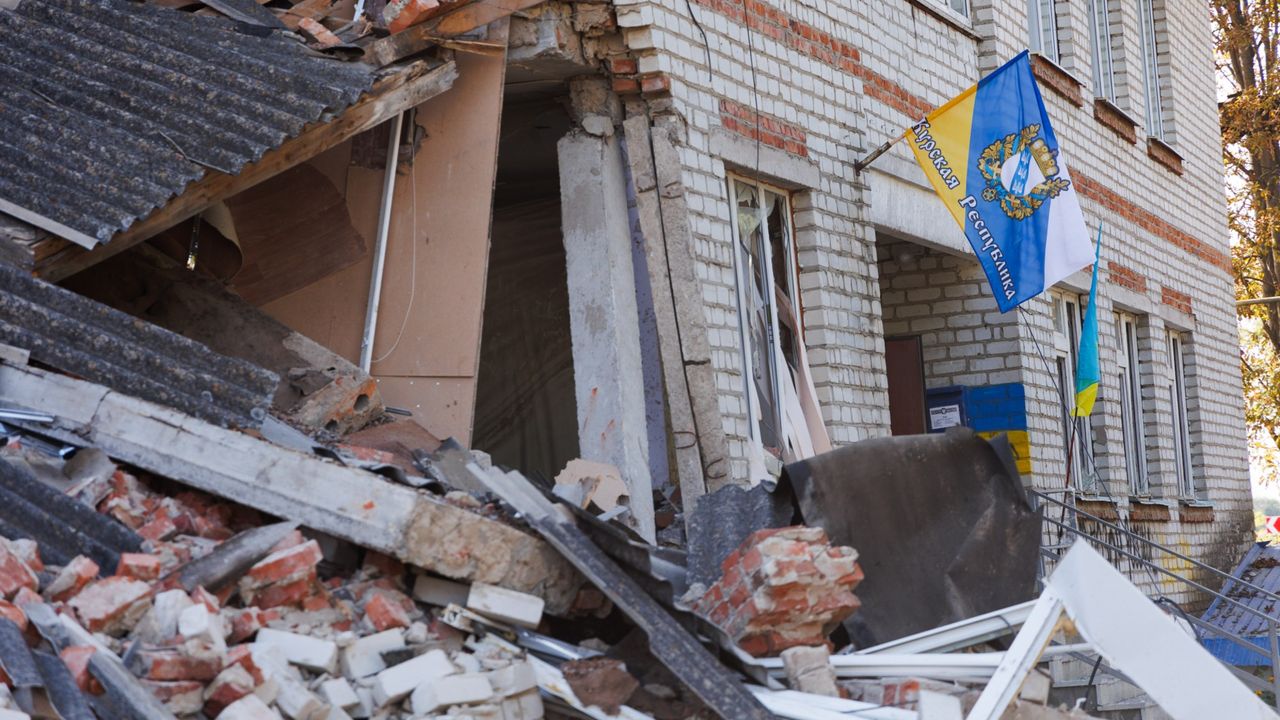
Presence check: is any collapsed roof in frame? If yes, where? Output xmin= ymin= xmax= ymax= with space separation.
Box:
xmin=0 ymin=0 xmax=374 ymax=248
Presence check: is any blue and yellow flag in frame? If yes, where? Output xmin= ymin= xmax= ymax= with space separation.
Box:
xmin=1073 ymin=227 xmax=1102 ymax=417
xmin=907 ymin=51 xmax=1094 ymax=312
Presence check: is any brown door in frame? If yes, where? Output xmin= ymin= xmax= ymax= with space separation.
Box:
xmin=885 ymin=336 xmax=926 ymax=436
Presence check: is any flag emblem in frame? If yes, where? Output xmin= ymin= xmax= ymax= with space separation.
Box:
xmin=906 ymin=51 xmax=1094 ymax=312
xmin=977 ymin=125 xmax=1071 ymax=220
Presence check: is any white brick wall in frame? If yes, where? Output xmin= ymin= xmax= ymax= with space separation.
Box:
xmin=613 ymin=0 xmax=1253 ymax=572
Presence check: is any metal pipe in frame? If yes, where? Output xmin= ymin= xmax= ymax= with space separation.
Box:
xmin=1238 ymin=296 xmax=1280 ymax=308
xmin=852 ymin=130 xmax=907 ymax=174
xmin=358 ymin=111 xmax=406 ymax=373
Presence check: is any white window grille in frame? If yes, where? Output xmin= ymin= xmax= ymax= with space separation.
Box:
xmin=1169 ymin=332 xmax=1198 ymax=498
xmin=1028 ymin=0 xmax=1060 ymax=63
xmin=1116 ymin=313 xmax=1149 ymax=494
xmin=1138 ymin=0 xmax=1167 ymax=139
xmin=1088 ymin=0 xmax=1117 ymax=102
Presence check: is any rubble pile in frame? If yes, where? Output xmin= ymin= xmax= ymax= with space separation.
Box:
xmin=0 ymin=268 xmax=1244 ymax=718
xmin=0 ymin=454 xmax=550 ymax=720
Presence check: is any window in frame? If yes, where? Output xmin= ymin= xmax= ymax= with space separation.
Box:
xmin=1169 ymin=332 xmax=1199 ymax=498
xmin=944 ymin=0 xmax=969 ymax=18
xmin=729 ymin=177 xmax=803 ymax=465
xmin=1088 ymin=0 xmax=1118 ymax=102
xmin=1116 ymin=313 xmax=1150 ymax=494
xmin=1052 ymin=293 xmax=1094 ymax=490
xmin=1138 ymin=0 xmax=1168 ymax=139
xmin=1028 ymin=0 xmax=1061 ymax=64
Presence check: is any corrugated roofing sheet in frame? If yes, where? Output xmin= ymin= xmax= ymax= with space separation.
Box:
xmin=0 ymin=262 xmax=279 ymax=429
xmin=1199 ymin=542 xmax=1280 ymax=666
xmin=0 ymin=0 xmax=374 ymax=247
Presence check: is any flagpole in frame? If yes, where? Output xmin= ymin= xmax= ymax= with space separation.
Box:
xmin=853 ymin=130 xmax=908 ymax=174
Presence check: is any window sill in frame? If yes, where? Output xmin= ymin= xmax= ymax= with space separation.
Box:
xmin=1128 ymin=496 xmax=1173 ymax=521
xmin=1093 ymin=97 xmax=1138 ymax=145
xmin=1073 ymin=496 xmax=1121 ymax=522
xmin=1147 ymin=136 xmax=1184 ymax=176
xmin=1030 ymin=54 xmax=1085 ymax=108
xmin=1179 ymin=500 xmax=1215 ymax=523
xmin=905 ymin=0 xmax=981 ymax=41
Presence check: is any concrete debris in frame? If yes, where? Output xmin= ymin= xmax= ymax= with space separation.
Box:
xmin=553 ymin=459 xmax=629 ymax=512
xmin=780 ymin=646 xmax=839 ymax=698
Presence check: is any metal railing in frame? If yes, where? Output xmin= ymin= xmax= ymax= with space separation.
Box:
xmin=1029 ymin=489 xmax=1280 ymax=707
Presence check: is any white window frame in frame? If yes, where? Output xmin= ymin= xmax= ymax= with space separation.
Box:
xmin=1168 ymin=332 xmax=1197 ymax=498
xmin=1052 ymin=293 xmax=1094 ymax=491
xmin=938 ymin=0 xmax=969 ymax=19
xmin=1088 ymin=0 xmax=1117 ymax=102
xmin=728 ymin=175 xmax=803 ymax=466
xmin=1028 ymin=0 xmax=1061 ymax=64
xmin=1116 ymin=313 xmax=1150 ymax=495
xmin=1138 ymin=0 xmax=1166 ymax=139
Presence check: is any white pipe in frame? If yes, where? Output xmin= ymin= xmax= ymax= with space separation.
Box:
xmin=359 ymin=111 xmax=406 ymax=373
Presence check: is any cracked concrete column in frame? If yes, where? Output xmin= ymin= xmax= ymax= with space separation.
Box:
xmin=558 ymin=129 xmax=656 ymax=543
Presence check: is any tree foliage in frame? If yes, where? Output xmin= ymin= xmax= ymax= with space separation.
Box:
xmin=1216 ymin=1 xmax=1280 ymax=478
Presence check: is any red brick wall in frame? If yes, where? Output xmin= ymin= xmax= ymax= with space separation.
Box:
xmin=720 ymin=98 xmax=809 ymax=157
xmin=1162 ymin=285 xmax=1193 ymax=315
xmin=1107 ymin=261 xmax=1148 ymax=293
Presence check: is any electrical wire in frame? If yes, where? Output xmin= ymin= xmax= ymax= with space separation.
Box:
xmin=371 ymin=121 xmax=418 ymax=365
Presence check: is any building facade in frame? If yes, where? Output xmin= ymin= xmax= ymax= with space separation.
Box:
xmin=592 ymin=0 xmax=1252 ymax=582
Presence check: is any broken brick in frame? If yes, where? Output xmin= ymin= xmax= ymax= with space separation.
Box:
xmin=204 ymin=664 xmax=257 ymax=717
xmin=224 ymin=645 xmax=265 ymax=685
xmin=0 ymin=543 xmax=37 ymax=599
xmin=132 ymin=646 xmax=224 ymax=681
xmin=45 ymin=555 xmax=100 ymax=602
xmin=138 ymin=508 xmax=180 ymax=542
xmin=60 ymin=645 xmax=102 ymax=695
xmin=562 ymin=658 xmax=639 ymax=715
xmin=247 ymin=575 xmax=318 ymax=610
xmin=68 ymin=576 xmax=153 ymax=635
xmin=117 ymin=553 xmax=162 ymax=582
xmin=364 ymin=592 xmax=411 ymax=631
xmin=241 ymin=540 xmax=322 ymax=591
xmin=191 ymin=586 xmax=221 ymax=613
xmin=8 ymin=539 xmax=42 ymax=573
xmin=141 ymin=679 xmax=206 ymax=715
xmin=0 ymin=600 xmax=25 ymax=632
xmin=692 ymin=526 xmax=862 ymax=657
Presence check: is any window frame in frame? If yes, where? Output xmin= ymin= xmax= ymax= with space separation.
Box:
xmin=1138 ymin=0 xmax=1166 ymax=139
xmin=1168 ymin=331 xmax=1197 ymax=498
xmin=1028 ymin=0 xmax=1061 ymax=64
xmin=1087 ymin=0 xmax=1118 ymax=102
xmin=1115 ymin=312 xmax=1150 ymax=495
xmin=939 ymin=0 xmax=970 ymax=20
xmin=727 ymin=175 xmax=803 ymax=465
xmin=1052 ymin=293 xmax=1095 ymax=491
